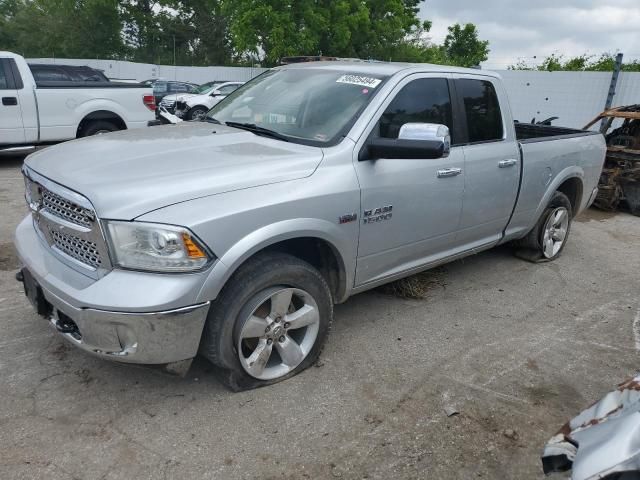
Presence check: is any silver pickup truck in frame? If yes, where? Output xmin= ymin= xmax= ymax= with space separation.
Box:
xmin=14 ymin=62 xmax=606 ymax=390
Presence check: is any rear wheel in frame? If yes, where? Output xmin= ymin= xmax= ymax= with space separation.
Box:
xmin=514 ymin=191 xmax=573 ymax=262
xmin=80 ymin=120 xmax=119 ymax=137
xmin=200 ymin=252 xmax=333 ymax=391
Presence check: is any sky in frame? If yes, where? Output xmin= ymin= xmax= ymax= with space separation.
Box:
xmin=419 ymin=0 xmax=640 ymax=69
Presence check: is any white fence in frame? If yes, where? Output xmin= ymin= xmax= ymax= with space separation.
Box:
xmin=500 ymin=70 xmax=640 ymax=129
xmin=28 ymin=57 xmax=640 ymax=129
xmin=27 ymin=57 xmax=267 ymax=83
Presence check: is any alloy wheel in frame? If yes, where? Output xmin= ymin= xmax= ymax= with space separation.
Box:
xmin=237 ymin=288 xmax=320 ymax=380
xmin=542 ymin=207 xmax=569 ymax=258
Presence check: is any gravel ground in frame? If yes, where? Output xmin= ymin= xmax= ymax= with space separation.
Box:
xmin=1 ymin=153 xmax=639 ymax=480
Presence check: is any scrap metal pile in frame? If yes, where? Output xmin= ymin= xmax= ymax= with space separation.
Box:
xmin=584 ymin=105 xmax=640 ymax=216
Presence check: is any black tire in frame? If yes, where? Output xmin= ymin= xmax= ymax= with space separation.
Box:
xmin=200 ymin=252 xmax=333 ymax=391
xmin=186 ymin=106 xmax=208 ymax=121
xmin=514 ymin=191 xmax=573 ymax=263
xmin=80 ymin=120 xmax=119 ymax=137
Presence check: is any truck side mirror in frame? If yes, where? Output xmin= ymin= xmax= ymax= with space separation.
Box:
xmin=210 ymin=91 xmax=220 ymax=97
xmin=359 ymin=123 xmax=451 ymax=161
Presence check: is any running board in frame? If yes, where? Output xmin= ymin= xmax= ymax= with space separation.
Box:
xmin=0 ymin=145 xmax=36 ymax=154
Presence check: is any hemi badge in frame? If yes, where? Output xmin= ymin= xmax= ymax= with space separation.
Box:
xmin=338 ymin=213 xmax=358 ymax=224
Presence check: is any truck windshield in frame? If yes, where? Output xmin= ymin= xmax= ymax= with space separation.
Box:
xmin=206 ymin=69 xmax=388 ymax=146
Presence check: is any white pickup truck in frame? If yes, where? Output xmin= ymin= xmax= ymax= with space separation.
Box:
xmin=0 ymin=52 xmax=156 ymax=153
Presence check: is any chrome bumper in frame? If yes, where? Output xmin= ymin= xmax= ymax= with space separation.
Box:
xmin=43 ymin=287 xmax=209 ymax=364
xmin=15 ymin=215 xmax=211 ymax=365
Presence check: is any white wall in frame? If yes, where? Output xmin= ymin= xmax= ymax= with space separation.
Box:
xmin=27 ymin=57 xmax=640 ymax=129
xmin=27 ymin=57 xmax=267 ymax=83
xmin=499 ymin=70 xmax=640 ymax=129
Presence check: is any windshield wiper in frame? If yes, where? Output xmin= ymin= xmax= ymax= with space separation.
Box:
xmin=205 ymin=117 xmax=221 ymax=124
xmin=225 ymin=121 xmax=290 ymax=142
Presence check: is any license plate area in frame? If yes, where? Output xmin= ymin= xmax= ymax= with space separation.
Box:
xmin=21 ymin=268 xmax=52 ymax=317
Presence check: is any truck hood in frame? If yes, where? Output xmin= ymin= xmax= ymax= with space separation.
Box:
xmin=25 ymin=123 xmax=323 ymax=219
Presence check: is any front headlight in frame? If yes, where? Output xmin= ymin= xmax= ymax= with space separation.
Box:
xmin=105 ymin=221 xmax=212 ymax=272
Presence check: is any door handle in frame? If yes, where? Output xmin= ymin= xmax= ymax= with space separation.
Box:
xmin=437 ymin=168 xmax=462 ymax=178
xmin=2 ymin=97 xmax=17 ymax=106
xmin=498 ymin=159 xmax=517 ymax=168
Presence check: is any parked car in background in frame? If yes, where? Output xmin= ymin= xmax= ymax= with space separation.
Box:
xmin=29 ymin=64 xmax=110 ymax=83
xmin=174 ymin=81 xmax=244 ymax=120
xmin=159 ymin=81 xmax=227 ymax=114
xmin=0 ymin=51 xmax=156 ymax=152
xmin=15 ymin=62 xmax=605 ymax=391
xmin=141 ymin=79 xmax=199 ymax=106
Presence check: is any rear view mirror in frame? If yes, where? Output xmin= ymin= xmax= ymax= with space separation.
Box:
xmin=360 ymin=123 xmax=451 ymax=161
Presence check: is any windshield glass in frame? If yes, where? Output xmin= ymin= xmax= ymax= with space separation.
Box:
xmin=206 ymin=69 xmax=388 ymax=146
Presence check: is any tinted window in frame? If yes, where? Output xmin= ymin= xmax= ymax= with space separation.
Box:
xmin=0 ymin=62 xmax=8 ymax=89
xmin=73 ymin=68 xmax=107 ymax=82
xmin=457 ymin=79 xmax=503 ymax=143
xmin=153 ymin=81 xmax=168 ymax=94
xmin=170 ymin=83 xmax=187 ymax=93
xmin=379 ymin=78 xmax=453 ymax=141
xmin=31 ymin=66 xmax=72 ymax=82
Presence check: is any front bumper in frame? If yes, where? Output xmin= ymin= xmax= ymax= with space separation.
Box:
xmin=15 ymin=215 xmax=211 ymax=365
xmin=40 ymin=283 xmax=208 ymax=364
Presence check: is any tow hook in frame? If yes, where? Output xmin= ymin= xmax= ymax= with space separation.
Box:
xmin=52 ymin=311 xmax=81 ymax=339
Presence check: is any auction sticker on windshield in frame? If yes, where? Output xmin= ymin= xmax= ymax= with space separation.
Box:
xmin=336 ymin=74 xmax=382 ymax=89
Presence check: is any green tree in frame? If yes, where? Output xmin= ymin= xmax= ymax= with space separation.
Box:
xmin=510 ymin=53 xmax=640 ymax=72
xmin=1 ymin=0 xmax=125 ymax=59
xmin=225 ymin=0 xmax=431 ymax=66
xmin=442 ymin=23 xmax=489 ymax=67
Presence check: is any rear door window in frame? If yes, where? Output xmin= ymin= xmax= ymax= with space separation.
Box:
xmin=456 ymin=79 xmax=503 ymax=143
xmin=0 ymin=62 xmax=9 ymax=89
xmin=378 ymin=78 xmax=453 ymax=141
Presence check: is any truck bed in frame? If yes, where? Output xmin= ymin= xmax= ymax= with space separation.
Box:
xmin=515 ymin=123 xmax=600 ymax=143
xmin=35 ymin=81 xmax=148 ymax=89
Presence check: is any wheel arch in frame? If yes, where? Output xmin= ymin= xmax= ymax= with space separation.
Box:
xmin=556 ymin=176 xmax=584 ymax=217
xmin=530 ymin=167 xmax=585 ymax=231
xmin=196 ymin=221 xmax=355 ymax=305
xmin=76 ymin=110 xmax=126 ymax=137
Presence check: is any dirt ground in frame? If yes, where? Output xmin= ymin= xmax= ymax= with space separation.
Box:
xmin=1 ymin=153 xmax=639 ymax=480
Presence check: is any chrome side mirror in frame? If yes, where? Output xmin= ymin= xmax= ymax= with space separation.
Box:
xmin=398 ymin=123 xmax=451 ymax=157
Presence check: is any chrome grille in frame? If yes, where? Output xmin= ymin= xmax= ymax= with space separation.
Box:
xmin=50 ymin=229 xmax=102 ymax=268
xmin=23 ymin=167 xmax=111 ymax=275
xmin=42 ymin=188 xmax=93 ymax=228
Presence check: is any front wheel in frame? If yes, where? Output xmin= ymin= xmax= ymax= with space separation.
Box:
xmin=186 ymin=106 xmax=208 ymax=121
xmin=199 ymin=252 xmax=333 ymax=391
xmin=514 ymin=191 xmax=573 ymax=262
